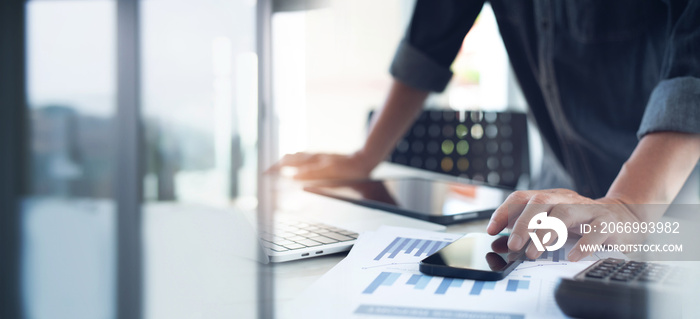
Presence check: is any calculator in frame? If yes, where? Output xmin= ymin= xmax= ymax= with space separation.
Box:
xmin=554 ymin=258 xmax=684 ymax=319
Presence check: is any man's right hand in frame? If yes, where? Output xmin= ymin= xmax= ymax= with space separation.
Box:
xmin=268 ymin=152 xmax=373 ymax=181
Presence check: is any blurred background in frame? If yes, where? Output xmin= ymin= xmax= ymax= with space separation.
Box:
xmin=23 ymin=0 xmax=530 ymax=207
xmin=0 ymin=0 xmax=570 ymax=318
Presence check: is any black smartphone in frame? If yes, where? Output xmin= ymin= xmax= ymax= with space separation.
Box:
xmin=419 ymin=233 xmax=526 ymax=281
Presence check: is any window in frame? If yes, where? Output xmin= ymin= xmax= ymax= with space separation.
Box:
xmin=271 ymin=2 xmax=526 ymax=161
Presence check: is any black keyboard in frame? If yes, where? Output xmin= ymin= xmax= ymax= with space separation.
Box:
xmin=555 ymin=258 xmax=684 ymax=319
xmin=578 ymin=258 xmax=679 ymax=284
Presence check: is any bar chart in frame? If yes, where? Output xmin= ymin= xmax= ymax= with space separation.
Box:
xmin=406 ymin=274 xmax=466 ymax=295
xmin=373 ymin=237 xmax=452 ymax=261
xmin=435 ymin=277 xmax=464 ymax=295
xmin=363 ymin=272 xmax=531 ymax=296
xmin=293 ymin=227 xmax=595 ymax=318
xmin=362 ymin=272 xmax=401 ymax=294
xmin=406 ymin=274 xmax=432 ymax=290
xmin=529 ymin=248 xmax=567 ymax=262
xmin=469 ymin=281 xmax=496 ymax=295
xmin=506 ymin=279 xmax=530 ymax=292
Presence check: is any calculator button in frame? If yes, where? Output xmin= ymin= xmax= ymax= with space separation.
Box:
xmin=618 ymin=269 xmax=634 ymax=275
xmin=605 ymin=259 xmax=626 ymax=266
xmin=586 ymin=271 xmax=606 ymax=279
xmin=611 ymin=275 xmax=632 ymax=281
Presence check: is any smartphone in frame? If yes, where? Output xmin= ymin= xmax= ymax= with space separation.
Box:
xmin=419 ymin=233 xmax=526 ymax=281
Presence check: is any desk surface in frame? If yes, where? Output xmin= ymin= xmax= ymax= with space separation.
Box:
xmin=22 ymin=163 xmax=699 ymax=319
xmin=269 ymin=163 xmax=495 ymax=318
xmin=142 ymin=163 xmax=496 ymax=318
xmin=272 ymin=222 xmax=489 ymax=318
xmin=144 ymin=163 xmax=700 ymax=318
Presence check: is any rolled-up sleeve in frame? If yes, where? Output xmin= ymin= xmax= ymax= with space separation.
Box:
xmin=390 ymin=0 xmax=485 ymax=93
xmin=638 ymin=77 xmax=700 ymax=137
xmin=637 ymin=0 xmax=700 ymax=138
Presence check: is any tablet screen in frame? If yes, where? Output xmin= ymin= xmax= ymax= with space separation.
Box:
xmin=304 ymin=178 xmax=510 ymax=219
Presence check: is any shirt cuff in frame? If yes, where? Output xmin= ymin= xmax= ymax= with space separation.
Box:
xmin=637 ymin=76 xmax=700 ymax=139
xmin=389 ymin=39 xmax=454 ymax=92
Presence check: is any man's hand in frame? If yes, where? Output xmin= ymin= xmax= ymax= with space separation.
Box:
xmin=487 ymin=132 xmax=699 ymax=262
xmin=268 ymin=152 xmax=372 ymax=180
xmin=268 ymin=79 xmax=430 ymax=182
xmin=485 ymin=189 xmax=645 ymax=262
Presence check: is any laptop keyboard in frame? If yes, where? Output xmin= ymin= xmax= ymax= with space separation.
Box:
xmin=259 ymin=219 xmax=359 ymax=252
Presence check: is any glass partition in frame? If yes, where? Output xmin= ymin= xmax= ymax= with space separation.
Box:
xmin=25 ymin=1 xmax=117 ymax=318
xmin=24 ymin=0 xmax=259 ymax=318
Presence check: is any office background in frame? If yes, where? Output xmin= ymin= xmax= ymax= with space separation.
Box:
xmin=2 ymin=1 xmax=697 ymax=319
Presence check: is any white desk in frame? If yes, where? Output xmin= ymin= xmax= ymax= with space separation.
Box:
xmin=141 ymin=163 xmax=700 ymax=318
xmin=272 ymin=223 xmax=489 ymax=318
xmin=269 ymin=164 xmax=494 ymax=318
xmin=23 ymin=163 xmax=698 ymax=318
xmin=142 ymin=163 xmax=494 ymax=318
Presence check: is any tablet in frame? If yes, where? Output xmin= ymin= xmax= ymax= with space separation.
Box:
xmin=303 ymin=177 xmax=511 ymax=225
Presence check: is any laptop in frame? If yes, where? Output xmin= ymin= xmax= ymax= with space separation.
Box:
xmin=235 ymin=190 xmax=446 ymax=263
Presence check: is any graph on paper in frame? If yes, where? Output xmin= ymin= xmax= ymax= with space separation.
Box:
xmin=373 ymin=236 xmax=567 ymax=262
xmin=528 ymin=249 xmax=567 ymax=262
xmin=363 ymin=271 xmax=532 ymax=296
xmin=291 ymin=228 xmax=614 ymax=319
xmin=373 ymin=237 xmax=452 ymax=261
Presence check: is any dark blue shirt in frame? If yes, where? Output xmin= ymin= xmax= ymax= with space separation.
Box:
xmin=390 ymin=0 xmax=700 ymax=198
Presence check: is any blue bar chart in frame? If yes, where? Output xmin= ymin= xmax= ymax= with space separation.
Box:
xmin=529 ymin=248 xmax=566 ymax=262
xmin=362 ymin=272 xmax=401 ymax=294
xmin=506 ymin=279 xmax=530 ymax=292
xmin=373 ymin=237 xmax=452 ymax=261
xmin=406 ymin=274 xmax=431 ymax=290
xmin=435 ymin=277 xmax=464 ymax=295
xmin=469 ymin=281 xmax=497 ymax=295
xmin=363 ymin=272 xmax=530 ymax=296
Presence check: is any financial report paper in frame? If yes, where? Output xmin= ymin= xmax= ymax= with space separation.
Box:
xmin=292 ymin=226 xmax=623 ymax=318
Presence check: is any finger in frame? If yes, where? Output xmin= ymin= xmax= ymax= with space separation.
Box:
xmin=520 ymin=198 xmax=593 ymax=258
xmin=548 ymin=204 xmax=613 ymax=261
xmin=278 ymin=153 xmax=321 ymax=168
xmin=509 ymin=194 xmax=557 ymax=251
xmin=266 ymin=153 xmax=321 ymax=174
xmin=567 ymin=217 xmax=610 ymax=262
xmin=294 ymin=159 xmax=346 ymax=180
xmin=293 ymin=165 xmax=329 ymax=180
xmin=487 ymin=191 xmax=532 ymax=235
xmin=485 ymin=252 xmax=508 ymax=271
xmin=549 ymin=188 xmax=577 ymax=195
xmin=490 ymin=235 xmax=510 ymax=253
xmin=526 ymin=228 xmax=557 ymax=259
xmin=264 ymin=162 xmax=282 ymax=174
xmin=524 ymin=204 xmax=578 ymax=258
xmin=548 ymin=204 xmax=598 ymax=235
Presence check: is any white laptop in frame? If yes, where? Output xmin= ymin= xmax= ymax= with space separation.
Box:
xmin=235 ymin=190 xmax=445 ymax=263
